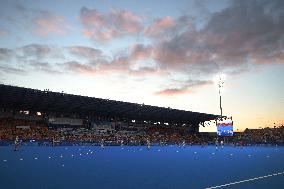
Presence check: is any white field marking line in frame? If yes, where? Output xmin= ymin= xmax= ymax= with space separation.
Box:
xmin=205 ymin=171 xmax=284 ymax=189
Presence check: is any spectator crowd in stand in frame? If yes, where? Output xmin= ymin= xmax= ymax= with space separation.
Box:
xmin=0 ymin=118 xmax=283 ymax=146
xmin=237 ymin=126 xmax=284 ymax=145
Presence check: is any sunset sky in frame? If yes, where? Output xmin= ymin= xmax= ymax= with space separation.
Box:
xmin=0 ymin=0 xmax=283 ymax=131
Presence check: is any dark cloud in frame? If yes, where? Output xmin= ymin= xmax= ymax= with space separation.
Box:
xmin=203 ymin=0 xmax=284 ymax=65
xmin=0 ymin=45 xmax=63 ymax=76
xmin=130 ymin=44 xmax=153 ymax=61
xmin=151 ymin=0 xmax=284 ymax=76
xmin=0 ymin=48 xmax=14 ymax=61
xmin=0 ymin=44 xmax=138 ymax=77
xmin=20 ymin=44 xmax=52 ymax=59
xmin=28 ymin=61 xmax=62 ymax=74
xmin=68 ymin=46 xmax=107 ymax=64
xmin=62 ymin=61 xmax=96 ymax=75
xmin=0 ymin=65 xmax=26 ymax=75
xmin=17 ymin=44 xmax=64 ymax=61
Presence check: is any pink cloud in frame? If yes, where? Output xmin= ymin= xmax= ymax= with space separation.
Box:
xmin=80 ymin=8 xmax=104 ymax=27
xmin=155 ymin=88 xmax=191 ymax=96
xmin=33 ymin=11 xmax=69 ymax=36
xmin=144 ymin=16 xmax=174 ymax=36
xmin=130 ymin=44 xmax=153 ymax=60
xmin=65 ymin=45 xmax=163 ymax=77
xmin=83 ymin=28 xmax=118 ymax=41
xmin=0 ymin=29 xmax=8 ymax=37
xmin=80 ymin=7 xmax=142 ymax=41
xmin=155 ymin=80 xmax=212 ymax=96
xmin=65 ymin=44 xmax=165 ymax=77
xmin=110 ymin=9 xmax=142 ymax=33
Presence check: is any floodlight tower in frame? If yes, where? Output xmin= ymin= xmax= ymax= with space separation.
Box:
xmin=216 ymin=74 xmax=226 ymax=116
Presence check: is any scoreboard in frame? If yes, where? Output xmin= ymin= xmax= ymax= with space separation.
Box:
xmin=216 ymin=118 xmax=233 ymax=136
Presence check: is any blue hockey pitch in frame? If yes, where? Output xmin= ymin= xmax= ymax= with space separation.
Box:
xmin=0 ymin=145 xmax=283 ymax=189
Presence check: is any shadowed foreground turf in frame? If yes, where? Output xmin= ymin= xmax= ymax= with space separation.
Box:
xmin=0 ymin=145 xmax=283 ymax=189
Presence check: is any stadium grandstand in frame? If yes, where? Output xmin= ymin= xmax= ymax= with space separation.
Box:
xmin=0 ymin=84 xmax=218 ymax=129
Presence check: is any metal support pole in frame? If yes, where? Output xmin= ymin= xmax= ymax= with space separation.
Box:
xmin=220 ymin=94 xmax=222 ymax=116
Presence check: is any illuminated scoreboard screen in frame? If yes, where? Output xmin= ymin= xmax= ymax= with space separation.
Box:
xmin=216 ymin=118 xmax=233 ymax=136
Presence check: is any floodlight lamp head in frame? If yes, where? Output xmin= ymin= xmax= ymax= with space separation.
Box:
xmin=218 ymin=74 xmax=226 ymax=87
xmin=214 ymin=74 xmax=226 ymax=95
xmin=214 ymin=74 xmax=226 ymax=85
xmin=219 ymin=74 xmax=226 ymax=81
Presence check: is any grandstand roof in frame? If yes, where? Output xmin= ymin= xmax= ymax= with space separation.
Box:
xmin=0 ymin=84 xmax=218 ymax=125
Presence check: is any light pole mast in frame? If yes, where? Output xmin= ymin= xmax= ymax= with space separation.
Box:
xmin=217 ymin=74 xmax=225 ymax=116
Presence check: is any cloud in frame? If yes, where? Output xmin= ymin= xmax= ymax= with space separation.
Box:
xmin=17 ymin=44 xmax=64 ymax=61
xmin=21 ymin=44 xmax=52 ymax=58
xmin=110 ymin=9 xmax=142 ymax=33
xmin=80 ymin=7 xmax=142 ymax=41
xmin=144 ymin=16 xmax=174 ymax=36
xmin=0 ymin=1 xmax=70 ymax=37
xmin=62 ymin=61 xmax=96 ymax=75
xmin=145 ymin=15 xmax=195 ymax=41
xmin=150 ymin=0 xmax=284 ymax=77
xmin=0 ymin=44 xmax=64 ymax=75
xmin=0 ymin=44 xmax=155 ymax=77
xmin=0 ymin=28 xmax=8 ymax=37
xmin=68 ymin=46 xmax=106 ymax=63
xmin=130 ymin=44 xmax=153 ymax=61
xmin=99 ymin=56 xmax=130 ymax=73
xmin=155 ymin=87 xmax=191 ymax=96
xmin=29 ymin=61 xmax=62 ymax=74
xmin=67 ymin=44 xmax=159 ymax=76
xmin=66 ymin=44 xmax=165 ymax=77
xmin=153 ymin=31 xmax=204 ymax=68
xmin=67 ymin=48 xmax=129 ymax=74
xmin=155 ymin=79 xmax=213 ymax=96
xmin=128 ymin=67 xmax=164 ymax=77
xmin=0 ymin=48 xmax=14 ymax=61
xmin=202 ymin=0 xmax=284 ymax=65
xmin=33 ymin=11 xmax=70 ymax=36
xmin=0 ymin=65 xmax=26 ymax=75
xmin=3 ymin=0 xmax=284 ymax=96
